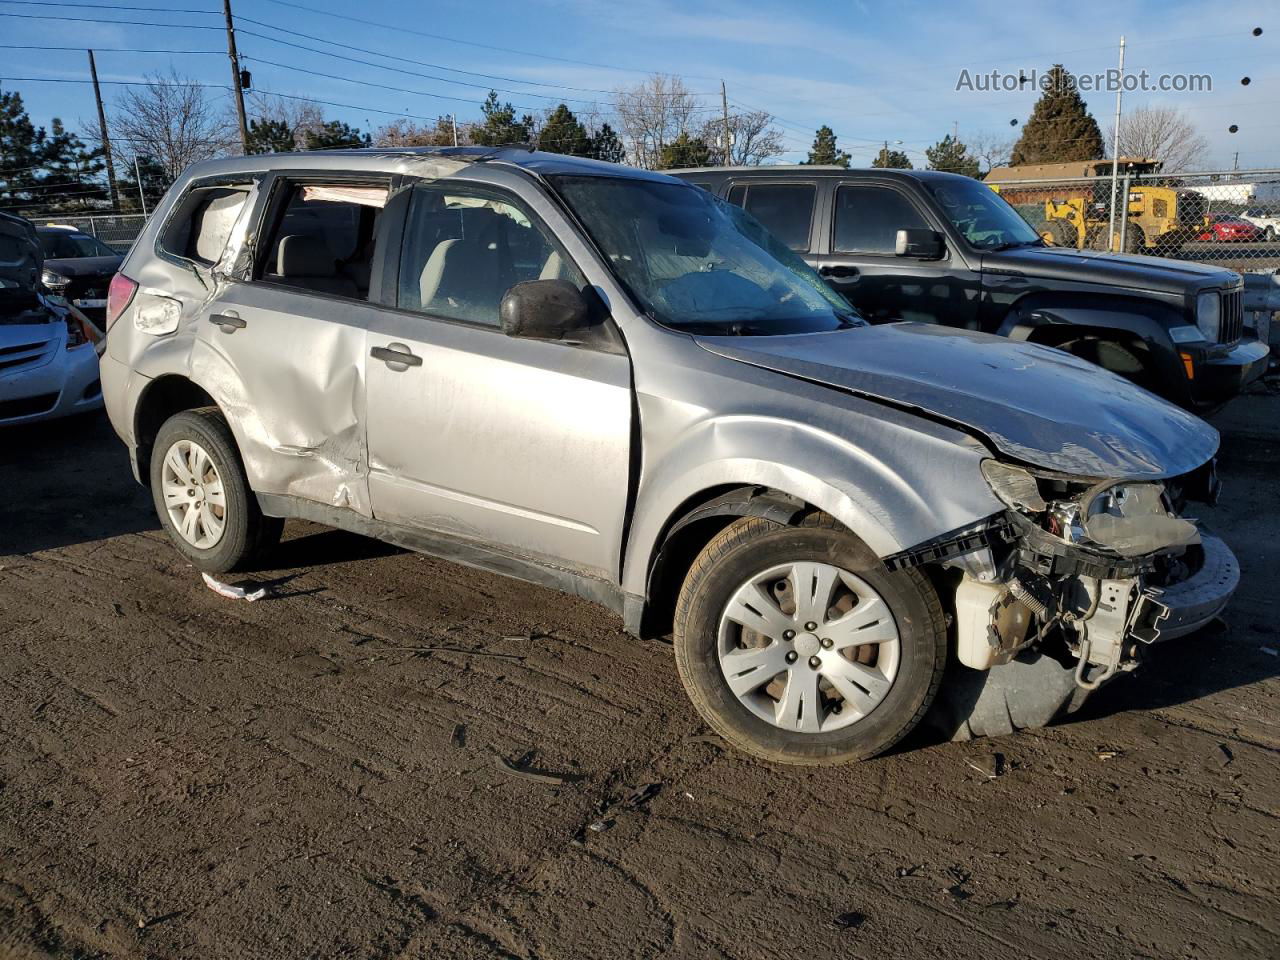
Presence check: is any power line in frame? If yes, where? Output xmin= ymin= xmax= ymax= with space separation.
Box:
xmin=257 ymin=0 xmax=707 ymax=80
xmin=235 ymin=18 xmax=714 ymax=98
xmin=0 ymin=11 xmax=222 ymax=29
xmin=0 ymin=0 xmax=218 ymax=11
xmin=0 ymin=43 xmax=224 ymax=54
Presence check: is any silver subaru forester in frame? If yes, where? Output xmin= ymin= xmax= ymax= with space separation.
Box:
xmin=100 ymin=147 xmax=1237 ymax=764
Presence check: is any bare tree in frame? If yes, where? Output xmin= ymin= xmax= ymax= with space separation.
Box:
xmin=967 ymin=130 xmax=1016 ymax=174
xmin=112 ymin=69 xmax=235 ymax=180
xmin=374 ymin=117 xmax=470 ymax=147
xmin=1117 ymin=105 xmax=1209 ymax=173
xmin=699 ymin=110 xmax=785 ymax=166
xmin=613 ymin=74 xmax=700 ymax=169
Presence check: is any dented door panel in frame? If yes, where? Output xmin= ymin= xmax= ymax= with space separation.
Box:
xmin=191 ymin=281 xmax=375 ymax=514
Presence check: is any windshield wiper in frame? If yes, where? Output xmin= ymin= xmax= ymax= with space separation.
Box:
xmin=986 ymin=239 xmax=1044 ymax=252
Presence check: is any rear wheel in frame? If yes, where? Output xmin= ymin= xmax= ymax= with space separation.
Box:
xmin=149 ymin=408 xmax=282 ymax=572
xmin=672 ymin=514 xmax=946 ymax=764
xmin=1265 ymin=225 xmax=1276 ymax=242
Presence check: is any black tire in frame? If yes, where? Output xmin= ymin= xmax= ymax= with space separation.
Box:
xmin=1124 ymin=225 xmax=1146 ymax=254
xmin=149 ymin=407 xmax=283 ymax=573
xmin=672 ymin=514 xmax=947 ymax=765
xmin=1265 ymin=226 xmax=1276 ymax=242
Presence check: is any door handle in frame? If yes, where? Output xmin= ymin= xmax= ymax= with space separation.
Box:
xmin=209 ymin=312 xmax=246 ymax=332
xmin=371 ymin=343 xmax=422 ymax=368
xmin=820 ymin=264 xmax=859 ymax=280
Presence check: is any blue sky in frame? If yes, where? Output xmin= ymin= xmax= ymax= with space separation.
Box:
xmin=0 ymin=0 xmax=1275 ymax=170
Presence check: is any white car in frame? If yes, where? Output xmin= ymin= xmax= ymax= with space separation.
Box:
xmin=1 ymin=211 xmax=104 ymax=426
xmin=1239 ymin=207 xmax=1280 ymax=241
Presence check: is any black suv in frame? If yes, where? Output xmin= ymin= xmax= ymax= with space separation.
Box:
xmin=671 ymin=166 xmax=1268 ymax=410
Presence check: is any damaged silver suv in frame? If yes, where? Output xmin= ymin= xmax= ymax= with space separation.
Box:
xmin=101 ymin=148 xmax=1238 ymax=764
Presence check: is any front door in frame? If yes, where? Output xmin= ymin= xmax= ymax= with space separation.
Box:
xmin=812 ymin=182 xmax=981 ymax=329
xmin=364 ymin=180 xmax=633 ymax=582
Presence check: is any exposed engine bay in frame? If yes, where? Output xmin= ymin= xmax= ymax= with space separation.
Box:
xmin=935 ymin=458 xmax=1237 ymax=692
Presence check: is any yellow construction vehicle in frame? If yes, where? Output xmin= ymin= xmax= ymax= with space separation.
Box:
xmin=987 ymin=158 xmax=1204 ymax=253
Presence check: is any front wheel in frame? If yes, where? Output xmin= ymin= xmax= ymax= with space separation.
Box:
xmin=149 ymin=408 xmax=283 ymax=573
xmin=672 ymin=515 xmax=946 ymax=764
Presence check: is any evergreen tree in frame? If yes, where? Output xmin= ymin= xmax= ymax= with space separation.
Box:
xmin=924 ymin=134 xmax=979 ymax=177
xmin=0 ymin=94 xmax=107 ymax=214
xmin=538 ymin=104 xmax=592 ymax=157
xmin=37 ymin=119 xmax=107 ymax=211
xmin=303 ymin=120 xmax=371 ymax=151
xmin=658 ymin=132 xmax=711 ymax=169
xmin=0 ymin=92 xmax=47 ymax=212
xmin=590 ymin=123 xmax=625 ymax=164
xmin=803 ymin=126 xmax=850 ymax=167
xmin=247 ymin=118 xmax=296 ymax=154
xmin=872 ymin=146 xmax=912 ymax=169
xmin=471 ymin=91 xmax=534 ymax=147
xmin=1011 ymin=65 xmax=1104 ymax=164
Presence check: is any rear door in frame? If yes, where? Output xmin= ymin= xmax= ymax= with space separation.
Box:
xmin=812 ymin=181 xmax=980 ymax=328
xmin=725 ymin=180 xmax=821 ymax=256
xmin=184 ymin=173 xmax=392 ymax=515
xmin=362 ymin=178 xmax=633 ymax=582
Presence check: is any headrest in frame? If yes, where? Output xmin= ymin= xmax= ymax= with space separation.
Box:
xmin=277 ymin=234 xmax=336 ymax=277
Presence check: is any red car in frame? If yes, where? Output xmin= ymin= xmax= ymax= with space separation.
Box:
xmin=1197 ymin=214 xmax=1262 ymax=242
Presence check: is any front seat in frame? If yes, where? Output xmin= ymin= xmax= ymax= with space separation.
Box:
xmin=276 ymin=234 xmax=358 ymax=298
xmin=418 ymin=238 xmax=506 ymax=323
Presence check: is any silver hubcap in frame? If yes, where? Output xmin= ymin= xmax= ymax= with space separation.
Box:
xmin=160 ymin=438 xmax=227 ymax=549
xmin=717 ymin=561 xmax=900 ymax=734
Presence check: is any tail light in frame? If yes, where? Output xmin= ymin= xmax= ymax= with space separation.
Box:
xmin=105 ymin=272 xmax=138 ymax=330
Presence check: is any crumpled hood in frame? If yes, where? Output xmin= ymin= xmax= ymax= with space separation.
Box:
xmin=697 ymin=322 xmax=1219 ymax=478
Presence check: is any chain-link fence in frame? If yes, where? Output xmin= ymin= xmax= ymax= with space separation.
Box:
xmin=24 ymin=213 xmax=149 ymax=254
xmin=990 ymin=167 xmax=1280 ymax=275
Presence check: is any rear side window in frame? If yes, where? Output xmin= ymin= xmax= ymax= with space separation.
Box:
xmin=160 ymin=187 xmax=250 ymax=265
xmin=397 ymin=184 xmax=584 ymax=327
xmin=255 ymin=180 xmax=389 ymax=301
xmin=833 ymin=185 xmax=930 ymax=254
xmin=725 ymin=183 xmax=816 ymax=251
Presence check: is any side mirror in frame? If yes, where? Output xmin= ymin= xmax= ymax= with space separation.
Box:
xmin=500 ymin=278 xmax=591 ymax=341
xmin=895 ymin=228 xmax=945 ymax=259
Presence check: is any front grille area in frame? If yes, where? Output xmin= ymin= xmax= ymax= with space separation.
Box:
xmin=1220 ymin=288 xmax=1243 ymax=344
xmin=0 ymin=391 xmax=58 ymax=420
xmin=0 ymin=336 xmax=55 ymax=373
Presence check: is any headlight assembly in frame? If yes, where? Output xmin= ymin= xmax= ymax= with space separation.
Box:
xmin=1196 ymin=291 xmax=1221 ymax=342
xmin=42 ymin=268 xmax=71 ymax=291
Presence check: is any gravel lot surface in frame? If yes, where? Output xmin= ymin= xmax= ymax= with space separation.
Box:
xmin=1 ymin=396 xmax=1277 ymax=960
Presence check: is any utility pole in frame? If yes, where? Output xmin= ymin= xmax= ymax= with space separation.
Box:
xmin=222 ymin=0 xmax=250 ymax=154
xmin=87 ymin=50 xmax=118 ymax=209
xmin=451 ymin=114 xmax=458 ymax=147
xmin=1106 ymin=35 xmax=1126 ymax=252
xmin=1233 ymin=151 xmax=1239 ymax=171
xmin=721 ymin=80 xmax=731 ymax=166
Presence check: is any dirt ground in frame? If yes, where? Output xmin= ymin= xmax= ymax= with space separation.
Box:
xmin=1 ymin=395 xmax=1277 ymax=960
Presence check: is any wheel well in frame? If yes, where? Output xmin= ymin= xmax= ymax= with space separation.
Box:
xmin=133 ymin=376 xmax=218 ymax=485
xmin=1027 ymin=325 xmax=1155 ymax=381
xmin=639 ymin=485 xmax=814 ymax=640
